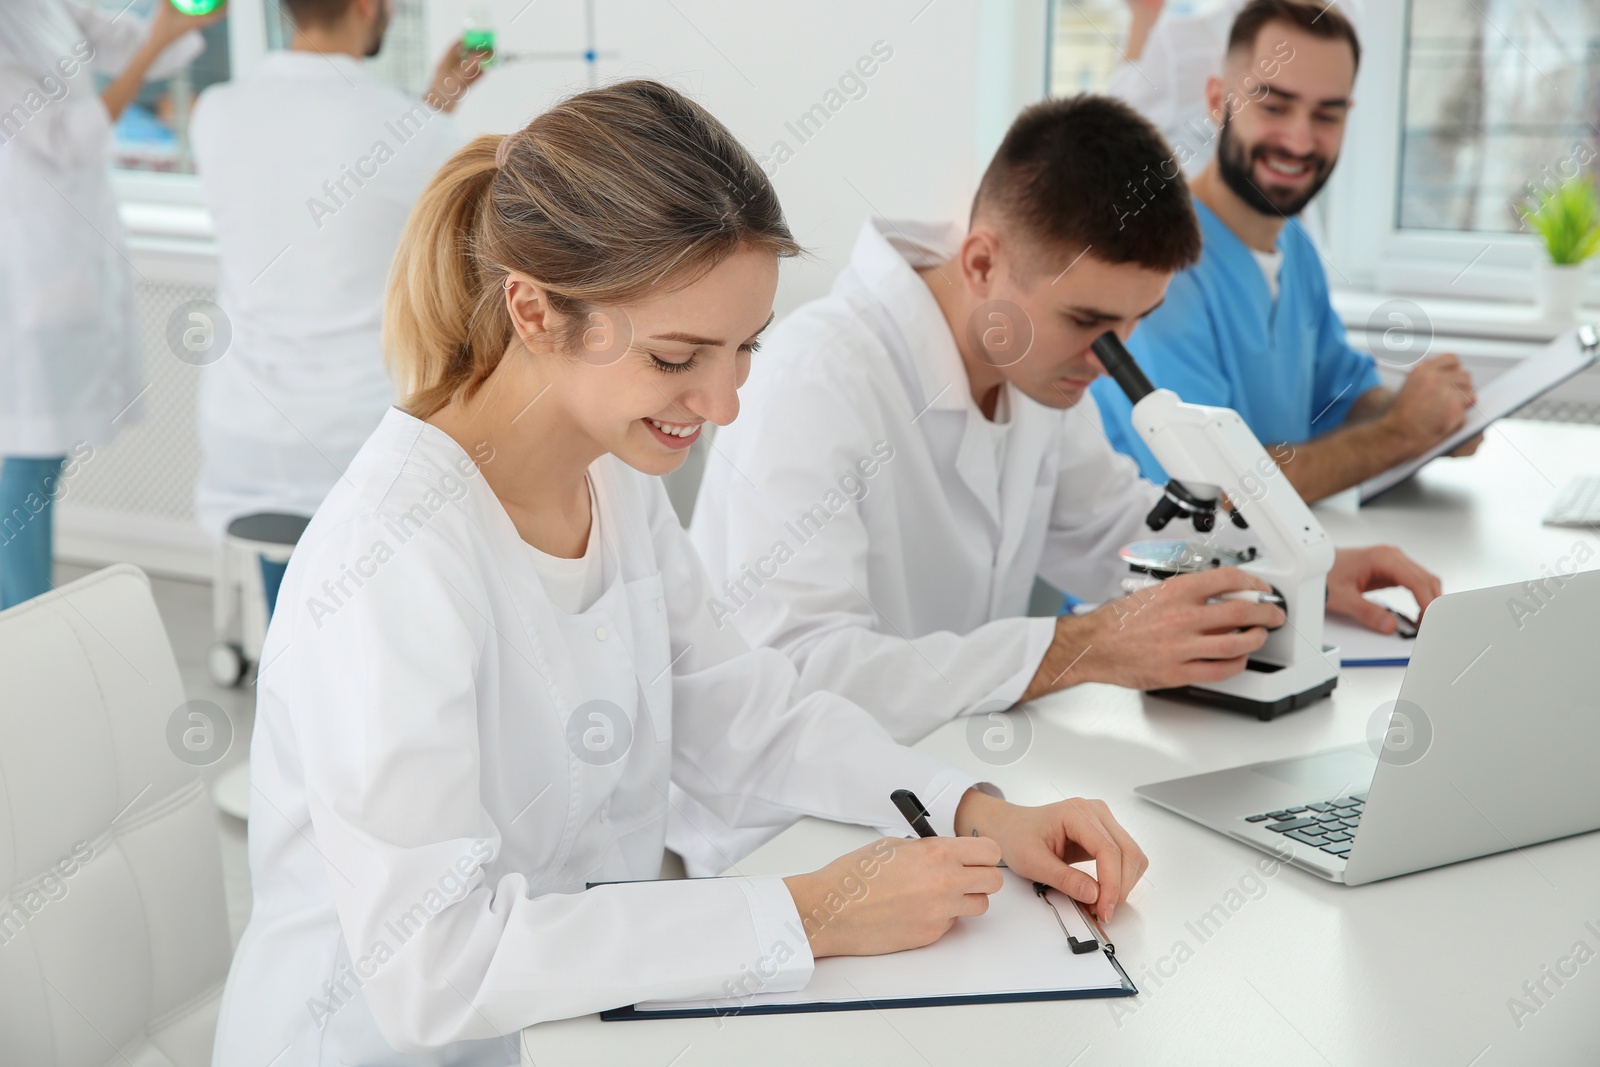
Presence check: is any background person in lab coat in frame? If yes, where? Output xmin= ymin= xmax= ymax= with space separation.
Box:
xmin=211 ymin=80 xmax=1148 ymax=1064
xmin=0 ymin=0 xmax=213 ymax=609
xmin=682 ymin=92 xmax=1439 ymax=874
xmin=190 ymin=0 xmax=486 ymax=612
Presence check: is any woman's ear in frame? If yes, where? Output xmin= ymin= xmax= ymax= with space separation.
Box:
xmin=504 ymin=273 xmax=553 ymax=349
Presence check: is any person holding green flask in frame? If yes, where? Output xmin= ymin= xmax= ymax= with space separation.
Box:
xmin=189 ymin=1 xmax=491 ymax=617
xmin=0 ymin=0 xmax=219 ymax=610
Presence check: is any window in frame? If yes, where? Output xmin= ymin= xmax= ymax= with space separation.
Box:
xmin=1046 ymin=0 xmax=1599 ymax=303
xmin=1324 ymin=0 xmax=1600 ymax=301
xmin=1397 ymin=0 xmax=1600 ymax=235
xmin=1048 ymin=0 xmax=1127 ymax=96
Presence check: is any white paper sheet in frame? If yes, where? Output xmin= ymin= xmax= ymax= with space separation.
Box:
xmin=1324 ymin=613 xmax=1414 ymax=667
xmin=634 ymin=873 xmax=1126 ymax=1013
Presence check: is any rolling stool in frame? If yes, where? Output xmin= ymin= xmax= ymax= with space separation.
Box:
xmin=209 ymin=511 xmax=310 ymax=687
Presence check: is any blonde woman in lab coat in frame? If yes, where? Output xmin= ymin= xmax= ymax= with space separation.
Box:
xmin=210 ymin=79 xmax=1149 ymax=1065
xmin=0 ymin=0 xmax=214 ymax=608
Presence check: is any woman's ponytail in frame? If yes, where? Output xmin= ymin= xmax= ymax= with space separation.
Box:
xmin=383 ymin=134 xmax=511 ymax=418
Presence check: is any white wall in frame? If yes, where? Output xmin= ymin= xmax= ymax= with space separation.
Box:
xmin=426 ymin=0 xmax=1050 ymax=313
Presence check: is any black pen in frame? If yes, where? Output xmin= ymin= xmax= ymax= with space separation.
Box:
xmin=890 ymin=789 xmax=938 ymax=837
xmin=1388 ymin=606 xmax=1420 ymax=638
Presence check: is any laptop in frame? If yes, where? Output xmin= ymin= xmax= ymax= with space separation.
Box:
xmin=1135 ymin=568 xmax=1600 ymax=885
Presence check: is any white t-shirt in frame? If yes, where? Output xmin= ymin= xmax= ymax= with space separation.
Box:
xmin=971 ymin=382 xmax=1015 ymax=475
xmin=1252 ymin=247 xmax=1284 ymax=300
xmin=525 ymin=477 xmax=605 ymax=614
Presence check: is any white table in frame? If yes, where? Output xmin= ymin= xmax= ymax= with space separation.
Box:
xmin=523 ymin=421 xmax=1600 ymax=1067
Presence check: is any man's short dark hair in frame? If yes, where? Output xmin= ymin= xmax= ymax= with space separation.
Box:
xmin=973 ymin=93 xmax=1201 ymax=276
xmin=282 ymin=0 xmax=356 ymax=29
xmin=1228 ymin=0 xmax=1361 ymax=73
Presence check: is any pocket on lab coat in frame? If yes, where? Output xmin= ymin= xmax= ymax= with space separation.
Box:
xmin=624 ymin=574 xmax=674 ymax=746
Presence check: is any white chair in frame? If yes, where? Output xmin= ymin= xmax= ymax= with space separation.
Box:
xmin=0 ymin=564 xmax=233 ymax=1066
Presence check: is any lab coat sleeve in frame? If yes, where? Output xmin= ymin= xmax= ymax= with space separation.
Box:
xmin=1102 ymin=7 xmax=1228 ymax=135
xmin=282 ymin=511 xmax=823 ymax=1046
xmin=1093 ymin=267 xmax=1233 ymax=483
xmin=1103 ymin=19 xmax=1183 ymax=131
xmin=1036 ymin=399 xmax=1164 ymax=605
xmin=652 ymin=477 xmax=989 ymax=841
xmin=690 ymin=363 xmax=1058 ymax=743
xmin=0 ymin=43 xmax=112 ymax=171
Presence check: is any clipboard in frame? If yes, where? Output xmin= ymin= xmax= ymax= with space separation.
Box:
xmin=1359 ymin=323 xmax=1600 ymax=503
xmin=598 ymin=871 xmax=1136 ymax=1021
xmin=1323 ymin=611 xmax=1415 ymax=668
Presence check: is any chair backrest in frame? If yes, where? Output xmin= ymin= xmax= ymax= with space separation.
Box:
xmin=0 ymin=565 xmax=232 ymax=1066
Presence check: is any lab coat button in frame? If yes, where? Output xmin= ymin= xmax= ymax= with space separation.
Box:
xmin=599 ymin=804 xmax=610 ymax=823
xmin=595 ymin=626 xmax=608 ymax=641
xmin=655 ymin=596 xmax=663 ymax=612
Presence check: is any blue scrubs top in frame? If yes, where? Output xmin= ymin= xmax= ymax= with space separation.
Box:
xmin=1091 ymin=201 xmax=1381 ymax=483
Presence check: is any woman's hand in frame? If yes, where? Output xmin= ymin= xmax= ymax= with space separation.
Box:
xmin=1327 ymin=545 xmax=1441 ymax=633
xmin=953 ymin=788 xmax=1147 ymax=924
xmin=783 ymin=834 xmax=1003 ymax=958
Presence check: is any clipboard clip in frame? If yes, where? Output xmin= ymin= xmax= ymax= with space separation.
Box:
xmin=1577 ymin=323 xmax=1599 ymax=353
xmin=1034 ymin=881 xmax=1114 ymax=956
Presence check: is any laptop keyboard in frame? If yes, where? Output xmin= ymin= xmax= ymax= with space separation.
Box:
xmin=1544 ymin=475 xmax=1600 ymax=527
xmin=1244 ymin=793 xmax=1366 ymax=857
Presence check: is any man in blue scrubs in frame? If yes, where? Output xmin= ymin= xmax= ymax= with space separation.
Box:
xmin=1093 ymin=0 xmax=1479 ymax=503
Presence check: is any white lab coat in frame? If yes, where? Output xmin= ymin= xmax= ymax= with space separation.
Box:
xmin=676 ymin=217 xmax=1163 ymax=874
xmin=189 ymin=53 xmax=462 ymax=537
xmin=0 ymin=2 xmax=201 ymax=455
xmin=211 ymin=407 xmax=980 ymax=1066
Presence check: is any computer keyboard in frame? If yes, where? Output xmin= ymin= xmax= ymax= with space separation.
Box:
xmin=1244 ymin=794 xmax=1365 ymax=857
xmin=1544 ymin=475 xmax=1600 ymax=527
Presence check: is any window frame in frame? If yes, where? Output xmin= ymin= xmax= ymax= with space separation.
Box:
xmin=1321 ymin=0 xmax=1596 ymax=306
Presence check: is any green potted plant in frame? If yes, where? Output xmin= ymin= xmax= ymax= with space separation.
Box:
xmin=1521 ymin=175 xmax=1600 ymax=321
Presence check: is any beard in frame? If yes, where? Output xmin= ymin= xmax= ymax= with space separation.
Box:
xmin=1215 ymin=114 xmax=1335 ymax=218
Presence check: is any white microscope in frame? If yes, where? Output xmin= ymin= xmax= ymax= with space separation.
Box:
xmin=1091 ymin=332 xmax=1340 ymax=721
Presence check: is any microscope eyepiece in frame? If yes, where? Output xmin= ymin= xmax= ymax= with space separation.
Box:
xmin=1090 ymin=331 xmax=1155 ymax=404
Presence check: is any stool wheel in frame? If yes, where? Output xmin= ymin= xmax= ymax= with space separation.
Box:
xmin=208 ymin=641 xmax=247 ymax=688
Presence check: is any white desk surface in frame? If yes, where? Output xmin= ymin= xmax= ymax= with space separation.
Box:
xmin=523 ymin=421 xmax=1600 ymax=1067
